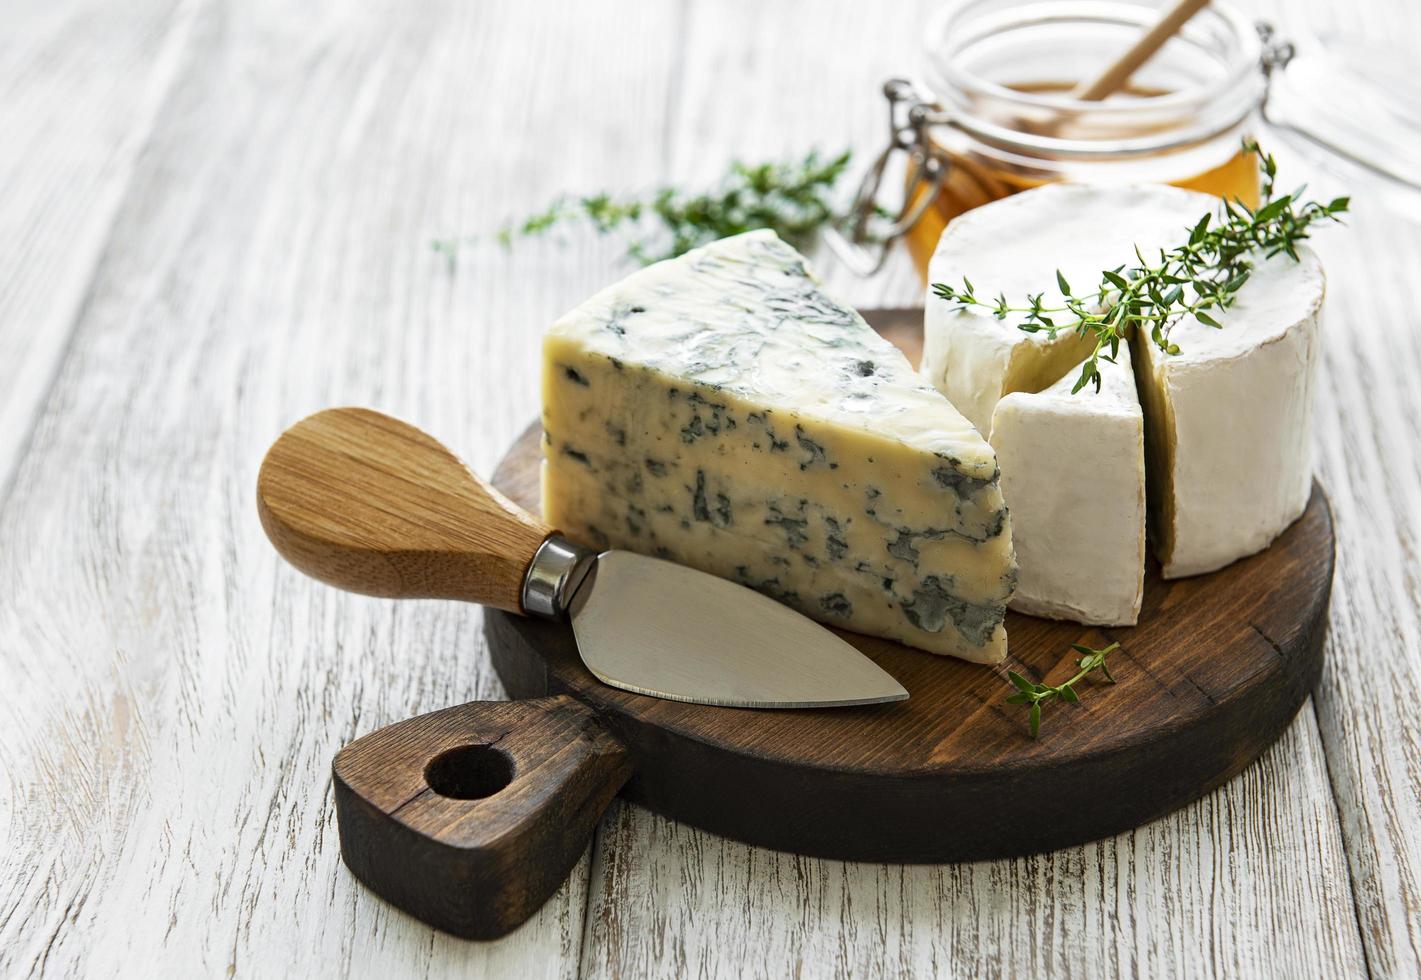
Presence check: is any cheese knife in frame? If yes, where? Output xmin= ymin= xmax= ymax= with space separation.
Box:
xmin=256 ymin=407 xmax=909 ymax=709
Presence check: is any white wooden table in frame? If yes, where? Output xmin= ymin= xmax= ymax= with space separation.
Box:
xmin=2 ymin=1 xmax=1418 ymax=976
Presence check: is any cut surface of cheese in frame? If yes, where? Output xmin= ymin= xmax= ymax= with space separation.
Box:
xmin=991 ymin=344 xmax=1145 ymax=625
xmin=923 ymin=181 xmax=1326 ymax=582
xmin=922 ymin=183 xmax=1212 ymax=435
xmin=1134 ymin=243 xmax=1325 ymax=577
xmin=541 ymin=230 xmax=1016 ymax=662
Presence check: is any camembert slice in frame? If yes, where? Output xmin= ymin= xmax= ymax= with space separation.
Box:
xmin=1135 ymin=242 xmax=1325 ymax=577
xmin=542 ymin=230 xmax=1016 ymax=662
xmin=991 ymin=344 xmax=1145 ymax=625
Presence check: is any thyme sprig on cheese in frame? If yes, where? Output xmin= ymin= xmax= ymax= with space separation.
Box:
xmin=1006 ymin=642 xmax=1119 ymax=737
xmin=931 ymin=144 xmax=1349 ymax=395
xmin=438 ymin=149 xmax=853 ymax=267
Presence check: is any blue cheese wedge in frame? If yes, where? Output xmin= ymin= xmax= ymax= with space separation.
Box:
xmin=991 ymin=344 xmax=1146 ymax=625
xmin=541 ymin=230 xmax=1016 ymax=663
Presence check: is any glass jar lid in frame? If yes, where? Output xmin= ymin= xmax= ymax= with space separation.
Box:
xmin=918 ymin=0 xmax=1264 ymax=158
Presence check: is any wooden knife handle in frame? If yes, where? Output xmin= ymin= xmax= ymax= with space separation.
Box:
xmin=256 ymin=407 xmax=552 ymax=613
xmin=332 ymin=695 xmax=633 ymax=940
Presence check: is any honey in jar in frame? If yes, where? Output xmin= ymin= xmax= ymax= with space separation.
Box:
xmin=904 ymin=78 xmax=1262 ymax=276
xmin=834 ymin=1 xmax=1269 ymax=279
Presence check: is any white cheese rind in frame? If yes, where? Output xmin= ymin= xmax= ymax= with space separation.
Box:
xmin=922 ymin=183 xmax=1212 ymax=435
xmin=991 ymin=345 xmax=1145 ymax=625
xmin=542 ymin=230 xmax=1016 ymax=662
xmin=923 ymin=181 xmax=1326 ymax=583
xmin=1134 ymin=244 xmax=1325 ymax=578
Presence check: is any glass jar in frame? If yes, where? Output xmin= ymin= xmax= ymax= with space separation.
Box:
xmin=831 ymin=0 xmax=1273 ymax=279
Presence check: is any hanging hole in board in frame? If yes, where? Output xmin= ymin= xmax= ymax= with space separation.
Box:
xmin=424 ymin=744 xmax=515 ymax=800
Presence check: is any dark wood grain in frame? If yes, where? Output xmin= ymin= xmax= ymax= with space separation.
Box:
xmin=333 ymin=695 xmax=632 ymax=940
xmin=484 ymin=307 xmax=1334 ymax=863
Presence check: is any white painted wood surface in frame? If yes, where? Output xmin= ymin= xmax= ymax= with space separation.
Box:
xmin=0 ymin=0 xmax=1415 ymax=977
xmin=0 ymin=0 xmax=197 ymax=490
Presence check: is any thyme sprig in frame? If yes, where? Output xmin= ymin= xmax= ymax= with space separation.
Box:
xmin=1006 ymin=642 xmax=1119 ymax=737
xmin=932 ymin=143 xmax=1349 ymax=394
xmin=436 ymin=149 xmax=853 ymax=268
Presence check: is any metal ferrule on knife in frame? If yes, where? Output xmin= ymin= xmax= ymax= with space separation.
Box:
xmin=522 ymin=536 xmax=599 ymax=619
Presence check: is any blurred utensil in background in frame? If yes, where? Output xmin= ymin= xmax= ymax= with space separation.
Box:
xmin=1260 ymin=26 xmax=1421 ymax=220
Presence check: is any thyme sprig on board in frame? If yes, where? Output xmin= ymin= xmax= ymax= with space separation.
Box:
xmin=1006 ymin=642 xmax=1119 ymax=737
xmin=932 ymin=143 xmax=1349 ymax=395
xmin=436 ymin=149 xmax=853 ymax=267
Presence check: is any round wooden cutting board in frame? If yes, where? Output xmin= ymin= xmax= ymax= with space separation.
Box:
xmin=484 ymin=309 xmax=1334 ymax=864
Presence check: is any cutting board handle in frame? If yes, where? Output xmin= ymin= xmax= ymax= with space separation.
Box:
xmin=256 ymin=407 xmax=553 ymax=613
xmin=333 ymin=694 xmax=633 ymax=940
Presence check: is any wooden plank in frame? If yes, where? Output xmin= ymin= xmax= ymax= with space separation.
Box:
xmin=1248 ymin=0 xmax=1421 ymax=972
xmin=659 ymin=0 xmax=929 ymax=310
xmin=0 ymin=0 xmax=680 ymax=975
xmin=582 ymin=710 xmax=1362 ymax=979
xmin=1306 ymin=204 xmax=1421 ymax=980
xmin=0 ymin=0 xmax=196 ymax=492
xmin=576 ymin=0 xmax=1369 ymax=976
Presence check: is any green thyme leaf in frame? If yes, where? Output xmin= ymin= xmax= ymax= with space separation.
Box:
xmin=1003 ymin=641 xmax=1120 ymax=738
xmin=1008 ymin=670 xmax=1037 ymax=694
xmin=929 ymin=142 xmax=1348 ymax=395
xmin=443 ymin=149 xmax=854 ymax=267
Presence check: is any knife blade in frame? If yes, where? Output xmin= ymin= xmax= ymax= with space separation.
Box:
xmin=257 ymin=407 xmax=908 ymax=710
